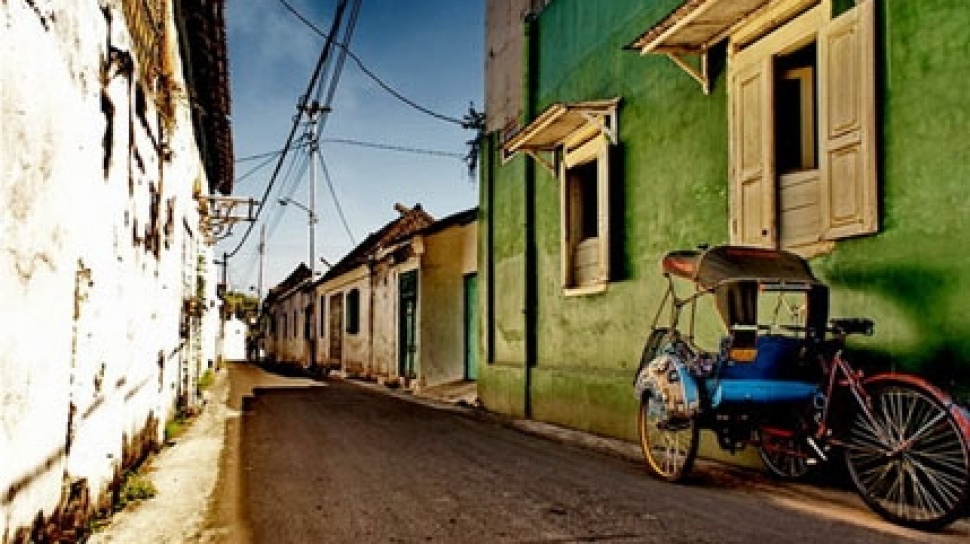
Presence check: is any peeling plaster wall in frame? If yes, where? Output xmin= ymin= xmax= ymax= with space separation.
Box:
xmin=309 ymin=267 xmax=369 ymax=373
xmin=369 ymin=261 xmax=400 ymax=378
xmin=1 ymin=1 xmax=218 ymax=539
xmin=273 ymin=288 xmax=307 ymax=366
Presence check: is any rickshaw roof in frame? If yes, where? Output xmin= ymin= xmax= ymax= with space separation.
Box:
xmin=662 ymin=245 xmax=819 ymax=288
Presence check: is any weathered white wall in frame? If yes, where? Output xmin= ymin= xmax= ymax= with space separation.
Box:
xmin=371 ymin=261 xmax=400 ymax=378
xmin=273 ymin=286 xmax=306 ymax=366
xmin=1 ymin=1 xmax=218 ymax=537
xmin=223 ymin=317 xmax=249 ymax=362
xmin=311 ymin=267 xmax=371 ymax=374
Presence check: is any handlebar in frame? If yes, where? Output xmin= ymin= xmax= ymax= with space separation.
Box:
xmin=829 ymin=318 xmax=874 ymax=336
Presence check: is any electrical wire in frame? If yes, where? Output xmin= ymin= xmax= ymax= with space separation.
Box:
xmin=317 ymin=151 xmax=356 ymax=245
xmin=235 ymin=140 xmax=310 ymax=163
xmin=320 ymin=137 xmax=463 ymax=158
xmin=225 ymin=0 xmax=352 ymax=259
xmin=233 ymin=149 xmax=288 ymax=186
xmin=277 ymin=0 xmax=466 ymax=126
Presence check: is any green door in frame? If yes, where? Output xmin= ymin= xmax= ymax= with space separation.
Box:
xmin=398 ymin=270 xmax=418 ymax=378
xmin=464 ymin=273 xmax=479 ymax=380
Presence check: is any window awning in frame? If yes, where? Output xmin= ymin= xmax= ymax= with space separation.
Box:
xmin=503 ymin=98 xmax=620 ymax=172
xmin=624 ymin=0 xmax=774 ymax=93
xmin=627 ymin=0 xmax=771 ymax=54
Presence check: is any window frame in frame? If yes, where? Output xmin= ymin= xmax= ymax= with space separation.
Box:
xmin=346 ymin=288 xmax=360 ymax=335
xmin=560 ymin=131 xmax=611 ymax=295
xmin=727 ymin=0 xmax=877 ymax=256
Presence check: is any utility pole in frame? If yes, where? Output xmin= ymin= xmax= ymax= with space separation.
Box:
xmin=300 ymin=100 xmax=327 ymax=372
xmin=302 ymin=100 xmax=327 ymax=278
xmin=257 ymin=224 xmax=266 ymax=300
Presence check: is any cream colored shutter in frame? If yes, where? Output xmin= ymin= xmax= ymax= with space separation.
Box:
xmin=818 ymin=0 xmax=877 ymax=239
xmin=729 ymin=55 xmax=776 ymax=248
xmin=595 ymin=136 xmax=610 ymax=283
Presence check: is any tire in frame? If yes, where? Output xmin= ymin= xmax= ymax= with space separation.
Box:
xmin=843 ymin=382 xmax=970 ymax=530
xmin=759 ymin=428 xmax=813 ymax=480
xmin=638 ymin=391 xmax=699 ymax=482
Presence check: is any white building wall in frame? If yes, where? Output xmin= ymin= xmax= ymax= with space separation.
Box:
xmin=371 ymin=262 xmax=399 ymax=378
xmin=1 ymin=2 xmax=219 ymax=537
xmin=311 ymin=267 xmax=371 ymax=374
xmin=223 ymin=317 xmax=249 ymax=362
xmin=275 ymin=288 xmax=307 ymax=366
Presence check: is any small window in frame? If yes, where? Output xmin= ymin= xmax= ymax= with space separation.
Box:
xmin=561 ymin=134 xmax=611 ymax=292
xmin=319 ymin=295 xmax=327 ymax=337
xmin=728 ymin=2 xmax=877 ymax=253
xmin=280 ymin=314 xmax=287 ymax=340
xmin=346 ymin=289 xmax=360 ymax=334
xmin=774 ymin=44 xmax=817 ymax=175
xmin=293 ymin=309 xmax=298 ymax=338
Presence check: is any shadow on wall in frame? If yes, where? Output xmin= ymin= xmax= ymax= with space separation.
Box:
xmin=825 ymin=264 xmax=970 ymax=399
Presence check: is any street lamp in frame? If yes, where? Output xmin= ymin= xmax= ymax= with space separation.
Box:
xmin=279 ymin=197 xmax=317 ymax=277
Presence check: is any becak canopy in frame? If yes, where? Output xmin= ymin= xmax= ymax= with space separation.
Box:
xmin=661 ymin=245 xmax=827 ymax=330
xmin=662 ymin=245 xmax=819 ymax=289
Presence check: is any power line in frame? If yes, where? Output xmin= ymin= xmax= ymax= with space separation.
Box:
xmin=277 ymin=0 xmax=466 ymax=126
xmin=233 ymin=150 xmax=287 ymax=186
xmin=320 ymin=137 xmax=463 ymax=158
xmin=317 ymin=151 xmax=356 ymax=245
xmin=235 ymin=142 xmax=308 ymax=163
xmin=226 ymin=0 xmax=354 ymax=259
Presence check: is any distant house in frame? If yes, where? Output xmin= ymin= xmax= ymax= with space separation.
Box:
xmin=223 ymin=316 xmax=249 ymax=362
xmin=479 ymin=0 xmax=970 ymax=445
xmin=262 ymin=263 xmax=312 ymax=368
xmin=300 ymin=205 xmax=478 ymax=389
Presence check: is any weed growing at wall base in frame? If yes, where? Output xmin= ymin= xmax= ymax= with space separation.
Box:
xmin=114 ymin=470 xmax=157 ymax=511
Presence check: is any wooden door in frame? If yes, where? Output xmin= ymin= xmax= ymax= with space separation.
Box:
xmin=398 ymin=270 xmax=418 ymax=378
xmin=463 ymin=273 xmax=479 ymax=380
xmin=329 ymin=293 xmax=343 ymax=364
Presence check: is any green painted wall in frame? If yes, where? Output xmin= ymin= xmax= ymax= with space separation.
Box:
xmin=479 ymin=0 xmax=970 ymax=445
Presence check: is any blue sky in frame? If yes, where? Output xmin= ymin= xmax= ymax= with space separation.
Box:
xmin=219 ymin=0 xmax=483 ymax=292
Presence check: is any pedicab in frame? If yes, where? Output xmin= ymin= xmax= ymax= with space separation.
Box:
xmin=633 ymin=245 xmax=970 ymax=530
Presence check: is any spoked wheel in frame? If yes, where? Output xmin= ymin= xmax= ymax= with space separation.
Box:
xmin=843 ymin=382 xmax=970 ymax=530
xmin=759 ymin=427 xmax=813 ymax=480
xmin=638 ymin=391 xmax=699 ymax=482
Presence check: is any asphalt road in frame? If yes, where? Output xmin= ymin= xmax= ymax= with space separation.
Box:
xmin=203 ymin=363 xmax=967 ymax=543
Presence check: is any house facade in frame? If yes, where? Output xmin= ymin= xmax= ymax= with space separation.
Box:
xmin=292 ymin=205 xmax=478 ymax=389
xmin=1 ymin=0 xmax=231 ymax=540
xmin=263 ymin=263 xmax=312 ymax=368
xmin=479 ymin=0 xmax=970 ymax=445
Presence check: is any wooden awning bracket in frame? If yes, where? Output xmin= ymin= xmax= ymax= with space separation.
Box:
xmin=502 ymin=98 xmax=620 ymax=174
xmin=667 ymin=52 xmax=710 ymax=95
xmin=524 ymin=149 xmax=557 ymax=174
xmin=579 ymin=108 xmax=618 ymax=145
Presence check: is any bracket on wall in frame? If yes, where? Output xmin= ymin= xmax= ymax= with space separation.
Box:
xmin=523 ymin=149 xmax=557 ymax=174
xmin=201 ymin=195 xmax=257 ymax=241
xmin=502 ymin=98 xmax=620 ymax=175
xmin=667 ymin=52 xmax=710 ymax=95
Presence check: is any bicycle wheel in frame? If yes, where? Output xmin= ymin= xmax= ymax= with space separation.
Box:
xmin=759 ymin=428 xmax=813 ymax=480
xmin=638 ymin=390 xmax=699 ymax=482
xmin=843 ymin=382 xmax=970 ymax=530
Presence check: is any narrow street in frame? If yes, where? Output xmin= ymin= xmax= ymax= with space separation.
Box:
xmin=198 ymin=362 xmax=967 ymax=544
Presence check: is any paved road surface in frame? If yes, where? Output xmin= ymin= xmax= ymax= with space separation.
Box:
xmin=202 ymin=363 xmax=968 ymax=543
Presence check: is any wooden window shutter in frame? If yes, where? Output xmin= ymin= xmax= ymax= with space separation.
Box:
xmin=818 ymin=0 xmax=877 ymax=239
xmin=596 ymin=135 xmax=611 ymax=283
xmin=729 ymin=55 xmax=776 ymax=248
